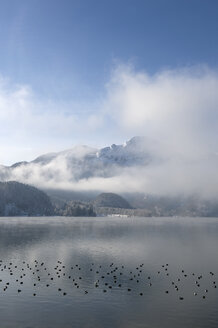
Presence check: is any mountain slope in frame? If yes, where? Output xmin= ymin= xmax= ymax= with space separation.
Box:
xmin=0 ymin=181 xmax=53 ymax=216
xmin=94 ymin=193 xmax=132 ymax=209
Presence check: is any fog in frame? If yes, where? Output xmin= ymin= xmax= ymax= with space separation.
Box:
xmin=1 ymin=65 xmax=218 ymax=199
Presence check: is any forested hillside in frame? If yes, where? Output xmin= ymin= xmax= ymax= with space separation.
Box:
xmin=0 ymin=181 xmax=53 ymax=216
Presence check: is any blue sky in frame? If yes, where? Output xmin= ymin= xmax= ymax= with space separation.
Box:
xmin=1 ymin=0 xmax=218 ymax=164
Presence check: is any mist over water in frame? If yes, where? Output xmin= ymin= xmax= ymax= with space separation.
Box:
xmin=0 ymin=216 xmax=218 ymax=328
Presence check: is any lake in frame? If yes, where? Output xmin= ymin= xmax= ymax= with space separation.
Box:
xmin=0 ymin=216 xmax=218 ymax=328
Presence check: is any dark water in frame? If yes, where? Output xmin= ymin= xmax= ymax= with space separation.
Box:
xmin=0 ymin=216 xmax=218 ymax=328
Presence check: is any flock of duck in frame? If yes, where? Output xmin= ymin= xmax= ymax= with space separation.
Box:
xmin=0 ymin=259 xmax=216 ymax=300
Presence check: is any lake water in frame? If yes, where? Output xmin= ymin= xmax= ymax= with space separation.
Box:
xmin=0 ymin=216 xmax=218 ymax=328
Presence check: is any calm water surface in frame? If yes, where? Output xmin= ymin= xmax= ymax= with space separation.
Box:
xmin=0 ymin=216 xmax=218 ymax=328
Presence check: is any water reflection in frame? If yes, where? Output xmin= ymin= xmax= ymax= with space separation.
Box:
xmin=0 ymin=216 xmax=218 ymax=327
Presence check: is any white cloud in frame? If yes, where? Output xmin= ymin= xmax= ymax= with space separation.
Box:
xmin=1 ymin=65 xmax=218 ymax=198
xmin=106 ymin=65 xmax=218 ymax=159
xmin=101 ymin=64 xmax=218 ymax=197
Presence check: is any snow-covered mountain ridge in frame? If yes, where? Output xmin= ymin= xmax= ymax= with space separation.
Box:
xmin=0 ymin=137 xmax=152 ymax=190
xmin=31 ymin=136 xmax=151 ymax=168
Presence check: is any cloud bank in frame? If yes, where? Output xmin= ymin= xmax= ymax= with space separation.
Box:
xmin=1 ymin=65 xmax=218 ymax=198
xmin=106 ymin=65 xmax=218 ymax=157
xmin=103 ymin=65 xmax=218 ymax=197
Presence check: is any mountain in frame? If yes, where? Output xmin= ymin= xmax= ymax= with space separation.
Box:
xmin=29 ymin=136 xmax=150 ymax=168
xmin=96 ymin=136 xmax=151 ymax=166
xmin=1 ymin=137 xmax=218 ymax=217
xmin=94 ymin=193 xmax=132 ymax=209
xmin=0 ymin=181 xmax=97 ymax=217
xmin=54 ymin=200 xmax=96 ymax=217
xmin=0 ymin=136 xmax=152 ymax=186
xmin=0 ymin=181 xmax=53 ymax=216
